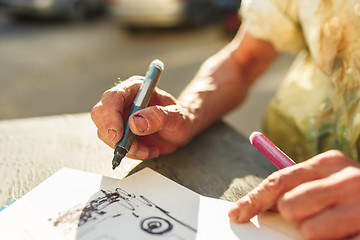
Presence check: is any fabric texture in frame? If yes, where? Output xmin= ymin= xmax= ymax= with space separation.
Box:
xmin=241 ymin=0 xmax=360 ymax=162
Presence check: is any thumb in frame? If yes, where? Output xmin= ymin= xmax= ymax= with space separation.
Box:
xmin=128 ymin=105 xmax=193 ymax=143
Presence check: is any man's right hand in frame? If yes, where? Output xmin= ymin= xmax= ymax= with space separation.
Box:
xmin=91 ymin=76 xmax=195 ymax=160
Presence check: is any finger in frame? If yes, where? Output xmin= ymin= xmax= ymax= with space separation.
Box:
xmin=299 ymin=195 xmax=360 ymax=240
xmin=228 ymin=167 xmax=304 ymax=223
xmin=91 ymin=78 xmax=143 ymax=147
xmin=148 ymin=87 xmax=177 ymax=107
xmin=127 ymin=138 xmax=159 ymax=160
xmin=91 ymin=101 xmax=124 ymax=148
xmin=126 ymin=134 xmax=177 ymax=160
xmin=278 ymin=166 xmax=360 ymax=226
xmin=228 ymin=150 xmax=354 ymax=223
xmin=128 ymin=104 xmax=193 ymax=144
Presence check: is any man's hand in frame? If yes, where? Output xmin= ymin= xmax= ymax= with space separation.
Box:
xmin=228 ymin=150 xmax=360 ymax=239
xmin=91 ymin=77 xmax=195 ymax=160
xmin=91 ymin=26 xmax=280 ymax=161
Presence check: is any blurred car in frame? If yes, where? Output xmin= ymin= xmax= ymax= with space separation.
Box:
xmin=0 ymin=0 xmax=106 ymax=20
xmin=106 ymin=0 xmax=219 ymax=28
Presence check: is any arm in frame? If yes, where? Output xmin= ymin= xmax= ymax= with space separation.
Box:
xmin=178 ymin=26 xmax=279 ymax=138
xmin=91 ymin=25 xmax=279 ymax=160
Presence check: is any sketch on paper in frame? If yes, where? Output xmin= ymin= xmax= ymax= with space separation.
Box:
xmin=1 ymin=168 xmax=303 ymax=240
xmin=50 ymin=187 xmax=198 ymax=239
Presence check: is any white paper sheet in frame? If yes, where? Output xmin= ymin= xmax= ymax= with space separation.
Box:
xmin=0 ymin=168 xmax=303 ymax=239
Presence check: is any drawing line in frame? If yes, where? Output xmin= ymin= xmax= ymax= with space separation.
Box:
xmin=51 ymin=187 xmax=198 ymax=237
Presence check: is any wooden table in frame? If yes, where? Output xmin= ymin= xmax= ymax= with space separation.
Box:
xmin=0 ymin=113 xmax=277 ymax=207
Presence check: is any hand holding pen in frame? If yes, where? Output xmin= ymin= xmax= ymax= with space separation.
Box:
xmin=91 ymin=60 xmax=195 ymax=162
xmin=112 ymin=60 xmax=164 ymax=169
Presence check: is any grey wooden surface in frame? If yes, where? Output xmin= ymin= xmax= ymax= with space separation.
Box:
xmin=0 ymin=113 xmax=277 ymax=206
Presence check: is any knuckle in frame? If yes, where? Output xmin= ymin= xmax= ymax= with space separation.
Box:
xmin=118 ymin=77 xmax=143 ymax=90
xmin=326 ymin=149 xmax=343 ymax=156
xmin=342 ymin=166 xmax=360 ymax=185
xmin=127 ymin=75 xmax=144 ymax=81
xmin=155 ymin=88 xmax=177 ymax=105
xmin=170 ymin=108 xmax=188 ymax=129
xmin=100 ymin=87 xmax=127 ymax=110
xmin=155 ymin=106 xmax=169 ymax=124
xmin=263 ymin=171 xmax=286 ymax=193
xmin=90 ymin=105 xmax=98 ymax=122
xmin=101 ymin=88 xmax=118 ymax=102
xmin=91 ymin=104 xmax=104 ymax=127
xmin=325 ymin=149 xmax=349 ymax=163
xmin=149 ymin=105 xmax=192 ymax=144
xmin=164 ymin=106 xmax=191 ymax=136
xmin=311 ymin=149 xmax=352 ymax=167
xmin=245 ymin=192 xmax=259 ymax=209
xmin=153 ymin=105 xmax=183 ymax=126
xmin=245 ymin=172 xmax=284 ymax=208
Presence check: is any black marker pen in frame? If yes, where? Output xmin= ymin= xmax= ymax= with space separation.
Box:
xmin=112 ymin=59 xmax=164 ymax=170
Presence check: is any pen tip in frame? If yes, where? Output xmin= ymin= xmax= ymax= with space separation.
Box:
xmin=112 ymin=155 xmax=122 ymax=170
xmin=112 ymin=148 xmax=127 ymax=170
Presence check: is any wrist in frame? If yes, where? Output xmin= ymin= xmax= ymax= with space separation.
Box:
xmin=177 ymin=100 xmax=204 ymax=142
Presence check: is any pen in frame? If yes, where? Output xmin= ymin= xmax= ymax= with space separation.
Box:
xmin=249 ymin=131 xmax=296 ymax=169
xmin=112 ymin=59 xmax=164 ymax=170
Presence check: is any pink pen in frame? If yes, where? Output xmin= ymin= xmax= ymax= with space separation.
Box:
xmin=249 ymin=131 xmax=296 ymax=169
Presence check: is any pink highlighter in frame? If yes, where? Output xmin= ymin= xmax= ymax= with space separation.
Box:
xmin=249 ymin=131 xmax=296 ymax=169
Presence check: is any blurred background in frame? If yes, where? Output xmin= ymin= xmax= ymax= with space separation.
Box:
xmin=0 ymin=0 xmax=292 ymax=136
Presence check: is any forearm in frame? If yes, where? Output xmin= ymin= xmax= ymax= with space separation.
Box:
xmin=178 ymin=47 xmax=247 ymax=138
xmin=178 ymin=27 xmax=279 ymax=139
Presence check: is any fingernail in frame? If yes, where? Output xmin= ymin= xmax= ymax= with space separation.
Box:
xmin=132 ymin=114 xmax=149 ymax=133
xmin=228 ymin=204 xmax=240 ymax=221
xmin=108 ymin=129 xmax=117 ymax=141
